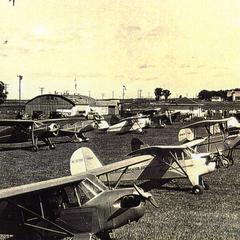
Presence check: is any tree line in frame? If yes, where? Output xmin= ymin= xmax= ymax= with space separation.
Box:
xmin=198 ymin=89 xmax=228 ymax=101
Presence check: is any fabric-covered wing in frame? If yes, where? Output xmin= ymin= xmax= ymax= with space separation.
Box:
xmin=90 ymin=154 xmax=154 ymax=177
xmin=0 ymin=119 xmax=36 ymax=127
xmin=181 ymin=118 xmax=232 ymax=129
xmin=0 ymin=173 xmax=89 ymax=200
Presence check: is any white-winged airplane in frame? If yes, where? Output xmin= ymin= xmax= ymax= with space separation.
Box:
xmin=94 ymin=114 xmax=151 ymax=134
xmin=70 ymin=139 xmax=218 ymax=195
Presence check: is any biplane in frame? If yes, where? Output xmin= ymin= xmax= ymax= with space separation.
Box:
xmin=71 ymin=140 xmax=218 ymax=195
xmin=0 ymin=148 xmax=157 ymax=240
xmin=178 ymin=117 xmax=240 ymax=166
xmin=94 ymin=114 xmax=151 ymax=134
xmin=0 ymin=118 xmax=95 ymax=151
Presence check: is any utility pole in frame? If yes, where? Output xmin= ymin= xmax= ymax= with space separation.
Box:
xmin=101 ymin=93 xmax=105 ymax=99
xmin=122 ymin=85 xmax=126 ymax=99
xmin=17 ymin=75 xmax=23 ymax=106
xmin=39 ymin=87 xmax=44 ymax=95
xmin=88 ymin=91 xmax=91 ymax=97
xmin=74 ymin=76 xmax=77 ymax=95
xmin=112 ymin=91 xmax=114 ymax=99
xmin=139 ymin=89 xmax=142 ymax=98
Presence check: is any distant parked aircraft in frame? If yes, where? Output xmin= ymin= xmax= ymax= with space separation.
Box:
xmin=95 ymin=114 xmax=151 ymax=134
xmin=0 ymin=117 xmax=95 ymax=151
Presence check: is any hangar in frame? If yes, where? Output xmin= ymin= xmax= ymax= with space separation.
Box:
xmin=25 ymin=94 xmax=96 ymax=118
xmin=25 ymin=94 xmax=120 ymax=118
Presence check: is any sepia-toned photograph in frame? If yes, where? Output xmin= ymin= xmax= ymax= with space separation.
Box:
xmin=0 ymin=1 xmax=239 ymax=239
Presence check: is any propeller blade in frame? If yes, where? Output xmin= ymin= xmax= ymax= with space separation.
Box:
xmin=134 ymin=184 xmax=158 ymax=208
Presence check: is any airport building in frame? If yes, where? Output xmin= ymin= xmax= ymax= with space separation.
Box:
xmin=25 ymin=94 xmax=120 ymax=118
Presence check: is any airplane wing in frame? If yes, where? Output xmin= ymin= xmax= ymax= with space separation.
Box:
xmin=127 ymin=144 xmax=191 ymax=159
xmin=90 ymin=154 xmax=155 ymax=177
xmin=0 ymin=153 xmax=153 ymax=200
xmin=0 ymin=173 xmax=89 ymax=200
xmin=0 ymin=119 xmax=36 ymax=127
xmin=181 ymin=118 xmax=233 ymax=129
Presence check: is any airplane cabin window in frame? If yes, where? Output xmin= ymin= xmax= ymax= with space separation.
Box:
xmin=79 ymin=178 xmax=103 ymax=200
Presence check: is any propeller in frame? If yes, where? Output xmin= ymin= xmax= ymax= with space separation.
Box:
xmin=48 ymin=123 xmax=60 ymax=136
xmin=134 ymin=184 xmax=158 ymax=208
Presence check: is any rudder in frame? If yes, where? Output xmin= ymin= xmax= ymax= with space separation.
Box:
xmin=70 ymin=147 xmax=103 ymax=175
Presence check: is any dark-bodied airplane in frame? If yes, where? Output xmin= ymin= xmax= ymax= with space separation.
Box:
xmin=0 ymin=118 xmax=95 ymax=151
xmin=178 ymin=117 xmax=240 ymax=166
xmin=0 ymin=148 xmax=157 ymax=239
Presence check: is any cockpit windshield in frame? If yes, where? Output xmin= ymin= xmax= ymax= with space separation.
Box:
xmin=79 ymin=178 xmax=104 ymax=200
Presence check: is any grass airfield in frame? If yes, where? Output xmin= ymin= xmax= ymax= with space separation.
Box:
xmin=0 ymin=123 xmax=239 ymax=239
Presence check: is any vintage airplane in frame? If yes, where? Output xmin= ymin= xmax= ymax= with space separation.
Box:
xmin=122 ymin=108 xmax=181 ymax=128
xmin=178 ymin=117 xmax=240 ymax=166
xmin=94 ymin=114 xmax=151 ymax=134
xmin=0 ymin=148 xmax=157 ymax=240
xmin=71 ymin=140 xmax=218 ymax=195
xmin=0 ymin=117 xmax=95 ymax=151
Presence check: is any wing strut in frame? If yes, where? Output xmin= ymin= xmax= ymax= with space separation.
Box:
xmin=9 ymin=201 xmax=74 ymax=237
xmin=168 ymin=152 xmax=189 ymax=177
xmin=113 ymin=167 xmax=129 ymax=189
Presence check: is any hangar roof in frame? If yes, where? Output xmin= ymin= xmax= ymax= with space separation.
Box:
xmin=26 ymin=94 xmax=96 ymax=106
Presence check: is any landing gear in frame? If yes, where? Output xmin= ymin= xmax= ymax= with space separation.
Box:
xmin=192 ymin=185 xmax=204 ymax=195
xmin=32 ymin=146 xmax=38 ymax=152
xmin=221 ymin=156 xmax=230 ymax=168
xmin=49 ymin=143 xmax=56 ymax=150
xmin=199 ymin=177 xmax=209 ymax=190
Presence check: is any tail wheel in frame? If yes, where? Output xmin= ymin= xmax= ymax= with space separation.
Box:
xmin=49 ymin=144 xmax=56 ymax=150
xmin=192 ymin=185 xmax=204 ymax=195
xmin=32 ymin=146 xmax=38 ymax=152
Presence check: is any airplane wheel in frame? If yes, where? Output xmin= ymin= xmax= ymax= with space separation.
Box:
xmin=221 ymin=157 xmax=230 ymax=168
xmin=192 ymin=185 xmax=204 ymax=195
xmin=49 ymin=144 xmax=56 ymax=150
xmin=32 ymin=146 xmax=38 ymax=152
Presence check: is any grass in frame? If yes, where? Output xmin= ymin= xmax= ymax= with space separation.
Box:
xmin=0 ymin=123 xmax=239 ymax=239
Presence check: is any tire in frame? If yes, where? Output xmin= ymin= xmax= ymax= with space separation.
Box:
xmin=221 ymin=157 xmax=230 ymax=168
xmin=49 ymin=144 xmax=56 ymax=150
xmin=192 ymin=185 xmax=204 ymax=195
xmin=32 ymin=146 xmax=38 ymax=152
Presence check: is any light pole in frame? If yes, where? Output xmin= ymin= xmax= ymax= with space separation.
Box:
xmin=122 ymin=85 xmax=126 ymax=99
xmin=17 ymin=75 xmax=23 ymax=106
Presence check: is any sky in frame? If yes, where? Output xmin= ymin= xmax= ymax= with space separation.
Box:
xmin=0 ymin=0 xmax=239 ymax=99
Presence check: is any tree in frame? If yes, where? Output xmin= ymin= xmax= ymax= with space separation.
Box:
xmin=162 ymin=89 xmax=171 ymax=100
xmin=0 ymin=81 xmax=8 ymax=104
xmin=154 ymin=88 xmax=163 ymax=101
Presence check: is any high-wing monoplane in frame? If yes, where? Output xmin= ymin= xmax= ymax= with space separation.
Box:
xmin=71 ymin=140 xmax=218 ymax=195
xmin=0 ymin=147 xmax=156 ymax=239
xmin=178 ymin=117 xmax=240 ymax=166
xmin=95 ymin=114 xmax=151 ymax=134
xmin=0 ymin=117 xmax=95 ymax=151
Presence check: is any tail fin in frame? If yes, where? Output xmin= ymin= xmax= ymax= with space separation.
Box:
xmin=95 ymin=120 xmax=110 ymax=131
xmin=131 ymin=138 xmax=148 ymax=151
xmin=70 ymin=147 xmax=103 ymax=175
